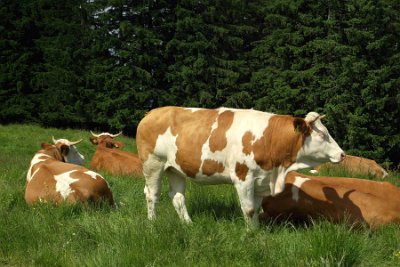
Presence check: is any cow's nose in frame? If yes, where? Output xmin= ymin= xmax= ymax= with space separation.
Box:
xmin=340 ymin=152 xmax=346 ymax=161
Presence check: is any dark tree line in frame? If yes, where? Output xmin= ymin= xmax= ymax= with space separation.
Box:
xmin=1 ymin=0 xmax=399 ymax=167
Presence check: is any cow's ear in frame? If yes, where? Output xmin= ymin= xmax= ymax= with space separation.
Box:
xmin=105 ymin=141 xmax=115 ymax=148
xmin=41 ymin=143 xmax=52 ymax=149
xmin=60 ymin=144 xmax=69 ymax=156
xmin=293 ymin=118 xmax=311 ymax=135
xmin=89 ymin=137 xmax=98 ymax=145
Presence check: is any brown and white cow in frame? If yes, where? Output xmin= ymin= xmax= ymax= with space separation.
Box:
xmin=136 ymin=106 xmax=345 ymax=227
xmin=25 ymin=138 xmax=115 ymax=206
xmin=260 ymin=171 xmax=400 ymax=228
xmin=89 ymin=131 xmax=143 ymax=176
xmin=310 ymin=155 xmax=388 ymax=178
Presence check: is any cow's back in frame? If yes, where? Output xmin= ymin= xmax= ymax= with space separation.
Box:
xmin=137 ymin=106 xmax=219 ymax=163
xmin=315 ymin=155 xmax=388 ymax=178
xmin=291 ymin=172 xmax=399 ymax=200
xmin=262 ymin=172 xmax=400 ymax=228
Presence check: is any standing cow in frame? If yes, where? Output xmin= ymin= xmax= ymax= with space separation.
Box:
xmin=89 ymin=131 xmax=143 ymax=176
xmin=260 ymin=171 xmax=400 ymax=228
xmin=136 ymin=106 xmax=345 ymax=228
xmin=25 ymin=138 xmax=115 ymax=206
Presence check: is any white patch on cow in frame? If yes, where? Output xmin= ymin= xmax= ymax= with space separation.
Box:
xmin=154 ymin=127 xmax=179 ymax=171
xmin=381 ymin=169 xmax=389 ymax=178
xmin=28 ymin=168 xmax=41 ymax=182
xmin=26 ymin=153 xmax=50 ymax=182
xmin=184 ymin=107 xmax=203 ymax=113
xmin=292 ymin=176 xmax=310 ymax=202
xmin=54 ymin=170 xmax=79 ymax=200
xmin=84 ymin=170 xmax=102 ymax=179
xmin=270 ymin=166 xmax=288 ymax=196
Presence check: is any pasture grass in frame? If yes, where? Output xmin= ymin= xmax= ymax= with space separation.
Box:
xmin=1 ymin=124 xmax=400 ymax=266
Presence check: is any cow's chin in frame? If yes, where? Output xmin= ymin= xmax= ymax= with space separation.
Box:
xmin=329 ymin=156 xmax=345 ymax=164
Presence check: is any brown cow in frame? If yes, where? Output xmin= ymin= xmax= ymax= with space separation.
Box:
xmin=311 ymin=155 xmax=388 ymax=178
xmin=25 ymin=138 xmax=115 ymax=206
xmin=260 ymin=171 xmax=400 ymax=229
xmin=89 ymin=131 xmax=143 ymax=176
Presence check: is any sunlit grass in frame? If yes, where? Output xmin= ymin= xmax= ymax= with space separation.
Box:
xmin=0 ymin=124 xmax=399 ymax=266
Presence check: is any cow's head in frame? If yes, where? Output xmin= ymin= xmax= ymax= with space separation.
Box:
xmin=89 ymin=131 xmax=124 ymax=149
xmin=295 ymin=112 xmax=345 ymax=167
xmin=52 ymin=137 xmax=85 ymax=165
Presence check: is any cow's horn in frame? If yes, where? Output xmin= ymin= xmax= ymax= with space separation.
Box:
xmin=90 ymin=131 xmax=100 ymax=137
xmin=110 ymin=131 xmax=122 ymax=138
xmin=305 ymin=112 xmax=325 ymax=123
xmin=69 ymin=139 xmax=82 ymax=145
xmin=52 ymin=136 xmax=57 ymax=144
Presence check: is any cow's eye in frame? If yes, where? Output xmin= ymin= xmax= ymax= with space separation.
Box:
xmin=318 ymin=132 xmax=328 ymax=140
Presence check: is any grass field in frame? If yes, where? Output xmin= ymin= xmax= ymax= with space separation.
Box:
xmin=1 ymin=124 xmax=400 ymax=266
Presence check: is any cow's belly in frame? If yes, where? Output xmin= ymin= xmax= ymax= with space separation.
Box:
xmin=191 ymin=172 xmax=233 ymax=185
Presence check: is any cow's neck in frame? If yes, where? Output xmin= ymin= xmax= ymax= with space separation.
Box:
xmin=40 ymin=148 xmax=64 ymax=162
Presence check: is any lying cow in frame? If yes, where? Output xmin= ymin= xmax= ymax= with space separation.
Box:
xmin=89 ymin=131 xmax=143 ymax=176
xmin=260 ymin=171 xmax=400 ymax=228
xmin=25 ymin=137 xmax=115 ymax=206
xmin=310 ymin=155 xmax=388 ymax=178
xmin=136 ymin=106 xmax=345 ymax=228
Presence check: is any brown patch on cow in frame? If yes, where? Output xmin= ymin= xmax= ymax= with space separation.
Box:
xmin=201 ymin=159 xmax=225 ymax=176
xmin=68 ymin=171 xmax=114 ymax=205
xmin=209 ymin=110 xmax=234 ymax=152
xmin=174 ymin=109 xmax=219 ymax=177
xmin=242 ymin=131 xmax=255 ymax=155
xmin=90 ymin=135 xmax=125 ymax=150
xmin=40 ymin=144 xmax=64 ymax=162
xmin=24 ymin=167 xmax=60 ymax=205
xmin=137 ymin=107 xmax=220 ymax=178
xmin=261 ymin=171 xmax=400 ymax=228
xmin=136 ymin=107 xmax=176 ymax=162
xmin=316 ymin=155 xmax=388 ymax=179
xmin=243 ymin=115 xmax=311 ymax=171
xmin=90 ymin=145 xmax=143 ymax=176
xmin=235 ymin=162 xmax=249 ymax=181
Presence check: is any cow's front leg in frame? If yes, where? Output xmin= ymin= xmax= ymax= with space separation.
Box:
xmin=234 ymin=181 xmax=262 ymax=229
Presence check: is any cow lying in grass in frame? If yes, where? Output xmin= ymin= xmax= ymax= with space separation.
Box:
xmin=89 ymin=131 xmax=143 ymax=176
xmin=25 ymin=138 xmax=115 ymax=206
xmin=260 ymin=171 xmax=400 ymax=229
xmin=310 ymin=155 xmax=388 ymax=179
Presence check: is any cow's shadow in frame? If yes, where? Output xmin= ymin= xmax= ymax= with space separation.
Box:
xmin=260 ymin=185 xmax=367 ymax=229
xmin=187 ymin=187 xmax=243 ymax=222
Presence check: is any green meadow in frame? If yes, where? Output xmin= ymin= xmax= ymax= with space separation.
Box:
xmin=1 ymin=124 xmax=399 ymax=266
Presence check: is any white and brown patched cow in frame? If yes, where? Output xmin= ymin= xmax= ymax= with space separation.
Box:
xmin=310 ymin=155 xmax=388 ymax=179
xmin=260 ymin=171 xmax=400 ymax=229
xmin=136 ymin=106 xmax=345 ymax=227
xmin=89 ymin=131 xmax=143 ymax=176
xmin=25 ymin=138 xmax=115 ymax=206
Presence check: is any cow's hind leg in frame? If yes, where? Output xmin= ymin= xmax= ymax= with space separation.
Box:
xmin=165 ymin=168 xmax=192 ymax=223
xmin=143 ymin=155 xmax=164 ymax=220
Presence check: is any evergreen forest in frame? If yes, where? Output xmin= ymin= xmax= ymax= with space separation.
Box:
xmin=1 ymin=0 xmax=399 ymax=167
